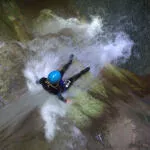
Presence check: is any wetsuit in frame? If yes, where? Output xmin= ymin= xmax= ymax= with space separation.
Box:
xmin=38 ymin=56 xmax=90 ymax=103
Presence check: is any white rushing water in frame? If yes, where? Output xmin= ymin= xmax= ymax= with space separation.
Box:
xmin=23 ymin=14 xmax=134 ymax=142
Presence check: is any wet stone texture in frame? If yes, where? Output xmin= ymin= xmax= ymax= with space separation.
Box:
xmin=0 ymin=108 xmax=50 ymax=150
xmin=0 ymin=42 xmax=27 ymax=105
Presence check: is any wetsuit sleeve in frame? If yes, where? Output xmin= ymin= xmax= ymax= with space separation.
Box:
xmin=57 ymin=92 xmax=67 ymax=103
xmin=37 ymin=77 xmax=46 ymax=84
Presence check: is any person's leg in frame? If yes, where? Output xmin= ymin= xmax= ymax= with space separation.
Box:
xmin=65 ymin=67 xmax=90 ymax=89
xmin=60 ymin=54 xmax=74 ymax=77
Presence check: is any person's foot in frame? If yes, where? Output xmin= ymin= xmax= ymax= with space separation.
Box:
xmin=81 ymin=67 xmax=90 ymax=74
xmin=69 ymin=54 xmax=74 ymax=61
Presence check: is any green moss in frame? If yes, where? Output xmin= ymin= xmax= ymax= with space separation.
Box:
xmin=121 ymin=69 xmax=146 ymax=89
xmin=0 ymin=0 xmax=31 ymax=42
xmin=111 ymin=86 xmax=124 ymax=96
xmin=75 ymin=91 xmax=104 ymax=116
xmin=106 ymin=65 xmax=145 ymax=89
xmin=67 ymin=89 xmax=105 ymax=128
xmin=67 ymin=105 xmax=91 ymax=128
xmin=91 ymin=79 xmax=107 ymax=98
xmin=105 ymin=64 xmax=127 ymax=81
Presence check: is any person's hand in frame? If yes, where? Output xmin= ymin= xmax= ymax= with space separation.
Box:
xmin=66 ymin=99 xmax=72 ymax=104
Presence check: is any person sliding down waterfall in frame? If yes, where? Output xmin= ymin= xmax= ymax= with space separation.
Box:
xmin=36 ymin=54 xmax=90 ymax=103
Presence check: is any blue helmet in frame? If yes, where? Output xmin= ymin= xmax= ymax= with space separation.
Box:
xmin=48 ymin=70 xmax=61 ymax=84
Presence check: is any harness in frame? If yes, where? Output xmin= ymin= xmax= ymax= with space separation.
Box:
xmin=45 ymin=79 xmax=71 ymax=92
xmin=64 ymin=80 xmax=71 ymax=88
xmin=59 ymin=79 xmax=71 ymax=91
xmin=45 ymin=80 xmax=59 ymax=90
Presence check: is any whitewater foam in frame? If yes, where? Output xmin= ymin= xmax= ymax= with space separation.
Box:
xmin=40 ymin=99 xmax=66 ymax=141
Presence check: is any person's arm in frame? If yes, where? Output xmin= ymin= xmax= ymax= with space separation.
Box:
xmin=57 ymin=92 xmax=71 ymax=103
xmin=36 ymin=77 xmax=46 ymax=84
xmin=57 ymin=92 xmax=66 ymax=103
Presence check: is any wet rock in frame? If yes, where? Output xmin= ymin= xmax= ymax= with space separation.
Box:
xmin=0 ymin=0 xmax=31 ymax=42
xmin=0 ymin=108 xmax=50 ymax=150
xmin=0 ymin=42 xmax=27 ymax=102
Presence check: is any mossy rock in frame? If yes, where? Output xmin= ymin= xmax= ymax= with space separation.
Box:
xmin=0 ymin=0 xmax=31 ymax=41
xmin=67 ymin=88 xmax=105 ymax=128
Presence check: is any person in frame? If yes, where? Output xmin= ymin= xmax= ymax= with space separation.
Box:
xmin=36 ymin=54 xmax=90 ymax=103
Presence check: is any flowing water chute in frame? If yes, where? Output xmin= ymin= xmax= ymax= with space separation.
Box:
xmin=23 ymin=11 xmax=134 ymax=143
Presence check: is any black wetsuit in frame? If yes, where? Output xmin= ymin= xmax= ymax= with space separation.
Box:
xmin=39 ymin=77 xmax=67 ymax=102
xmin=38 ymin=56 xmax=90 ymax=103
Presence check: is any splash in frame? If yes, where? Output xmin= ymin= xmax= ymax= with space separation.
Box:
xmin=77 ymin=32 xmax=133 ymax=76
xmin=33 ymin=14 xmax=103 ymax=39
xmin=23 ymin=14 xmax=134 ymax=142
xmin=23 ymin=52 xmax=59 ymax=92
xmin=40 ymin=99 xmax=66 ymax=141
